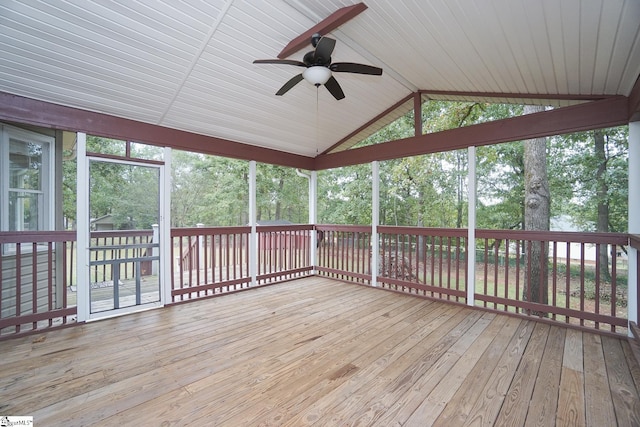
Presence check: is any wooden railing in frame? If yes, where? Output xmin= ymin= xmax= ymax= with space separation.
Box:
xmin=172 ymin=226 xmax=251 ymax=301
xmin=256 ymin=225 xmax=313 ymax=283
xmin=0 ymin=231 xmax=77 ymax=338
xmin=316 ymin=225 xmax=634 ymax=336
xmin=475 ymin=229 xmax=629 ymax=334
xmin=377 ymin=226 xmax=468 ymax=303
xmin=170 ymin=225 xmax=313 ymax=303
xmin=0 ymin=226 xmax=636 ymax=339
xmin=315 ymin=225 xmax=372 ymax=284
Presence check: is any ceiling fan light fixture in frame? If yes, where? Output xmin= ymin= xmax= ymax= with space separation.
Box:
xmin=303 ymin=66 xmax=332 ymax=86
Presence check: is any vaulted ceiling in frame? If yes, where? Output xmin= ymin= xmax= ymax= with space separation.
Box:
xmin=1 ymin=0 xmax=639 ymax=162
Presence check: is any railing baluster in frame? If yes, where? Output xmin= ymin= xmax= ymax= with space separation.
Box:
xmin=595 ymin=243 xmax=601 ymax=330
xmin=504 ymin=239 xmax=510 ymax=311
xmin=580 ymin=242 xmax=585 ymax=327
xmin=611 ymin=244 xmax=617 ymax=333
xmin=551 ymin=241 xmax=557 ymax=321
xmin=565 ymin=243 xmax=571 ymax=323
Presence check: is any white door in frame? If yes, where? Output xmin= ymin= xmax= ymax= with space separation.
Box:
xmin=79 ymin=153 xmax=166 ymax=321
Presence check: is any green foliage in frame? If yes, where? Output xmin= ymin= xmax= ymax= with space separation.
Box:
xmin=256 ymin=163 xmax=309 ymax=223
xmin=171 ymin=151 xmax=249 ymax=227
xmin=318 ymin=164 xmax=372 ymax=224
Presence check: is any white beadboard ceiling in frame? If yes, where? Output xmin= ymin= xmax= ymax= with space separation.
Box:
xmin=1 ymin=0 xmax=639 ymax=157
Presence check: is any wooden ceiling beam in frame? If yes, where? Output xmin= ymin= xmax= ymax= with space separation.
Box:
xmin=278 ymin=3 xmax=367 ymax=59
xmin=314 ymin=96 xmax=629 ymax=170
xmin=419 ymin=89 xmax=616 ymax=102
xmin=629 ymin=75 xmax=640 ymax=122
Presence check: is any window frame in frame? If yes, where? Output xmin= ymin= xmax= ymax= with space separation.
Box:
xmin=1 ymin=124 xmax=55 ymax=253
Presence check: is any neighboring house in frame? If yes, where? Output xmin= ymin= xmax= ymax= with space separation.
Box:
xmin=551 ymin=215 xmax=628 ymax=263
xmin=91 ymin=214 xmax=115 ymax=231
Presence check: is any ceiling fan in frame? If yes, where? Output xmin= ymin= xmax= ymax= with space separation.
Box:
xmin=253 ymin=33 xmax=383 ymax=100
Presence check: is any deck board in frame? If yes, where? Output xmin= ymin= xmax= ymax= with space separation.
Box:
xmin=0 ymin=277 xmax=639 ymax=426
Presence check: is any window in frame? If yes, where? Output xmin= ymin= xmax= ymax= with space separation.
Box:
xmin=1 ymin=125 xmax=54 ymax=233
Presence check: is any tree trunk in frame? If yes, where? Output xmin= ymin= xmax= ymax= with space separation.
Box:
xmin=523 ymin=105 xmax=550 ymax=311
xmin=275 ymin=176 xmax=284 ymax=220
xmin=594 ymin=129 xmax=611 ymax=280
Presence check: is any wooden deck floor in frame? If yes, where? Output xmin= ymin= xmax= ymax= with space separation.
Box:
xmin=1 ymin=277 xmax=640 ymax=426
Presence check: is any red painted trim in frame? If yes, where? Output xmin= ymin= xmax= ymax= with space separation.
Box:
xmin=414 ymin=93 xmax=422 ymax=136
xmin=629 ymin=76 xmax=640 ymax=122
xmin=475 ymin=294 xmax=627 ymax=327
xmin=378 ymin=225 xmax=466 ymax=238
xmin=315 ymin=96 xmax=629 ymax=170
xmin=0 ymin=92 xmax=314 ymax=170
xmin=277 ymin=3 xmax=368 ymax=59
xmin=0 ymin=307 xmax=77 ymax=330
xmin=419 ymin=89 xmax=617 ymax=102
xmin=378 ymin=277 xmax=467 ymax=298
xmin=0 ymin=230 xmax=75 ymax=244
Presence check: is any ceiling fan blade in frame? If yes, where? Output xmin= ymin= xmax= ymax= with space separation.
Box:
xmin=324 ymin=76 xmax=345 ymax=100
xmin=313 ymin=37 xmax=336 ymax=64
xmin=276 ymin=74 xmax=304 ymax=96
xmin=330 ymin=62 xmax=383 ymax=75
xmin=253 ymin=59 xmax=306 ymax=67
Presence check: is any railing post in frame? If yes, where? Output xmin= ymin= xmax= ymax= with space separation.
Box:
xmin=196 ymin=223 xmax=204 ymax=273
xmin=467 ymin=146 xmax=476 ymax=306
xmin=310 ymin=170 xmax=317 ymax=274
xmin=76 ymin=132 xmax=89 ymax=322
xmin=249 ymin=161 xmax=257 ymax=286
xmin=371 ymin=161 xmax=379 ymax=287
xmin=629 ymin=121 xmax=640 ymax=331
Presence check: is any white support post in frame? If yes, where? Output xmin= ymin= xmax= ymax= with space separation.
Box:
xmin=309 ymin=170 xmax=318 ymax=274
xmin=76 ymin=132 xmax=89 ymax=322
xmin=249 ymin=160 xmax=257 ymax=286
xmin=629 ymin=122 xmax=640 ymax=331
xmin=160 ymin=147 xmax=172 ymax=305
xmin=371 ymin=161 xmax=380 ymax=287
xmin=467 ymin=146 xmax=476 ymax=307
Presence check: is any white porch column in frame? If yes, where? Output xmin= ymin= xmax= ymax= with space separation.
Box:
xmin=371 ymin=161 xmax=380 ymax=287
xmin=467 ymin=146 xmax=476 ymax=307
xmin=309 ymin=170 xmax=318 ymax=273
xmin=629 ymin=122 xmax=640 ymax=329
xmin=160 ymin=147 xmax=172 ymax=305
xmin=76 ymin=132 xmax=89 ymax=322
xmin=249 ymin=160 xmax=258 ymax=286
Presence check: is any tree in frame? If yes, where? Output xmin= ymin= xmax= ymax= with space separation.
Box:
xmin=522 ymin=105 xmax=550 ymax=308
